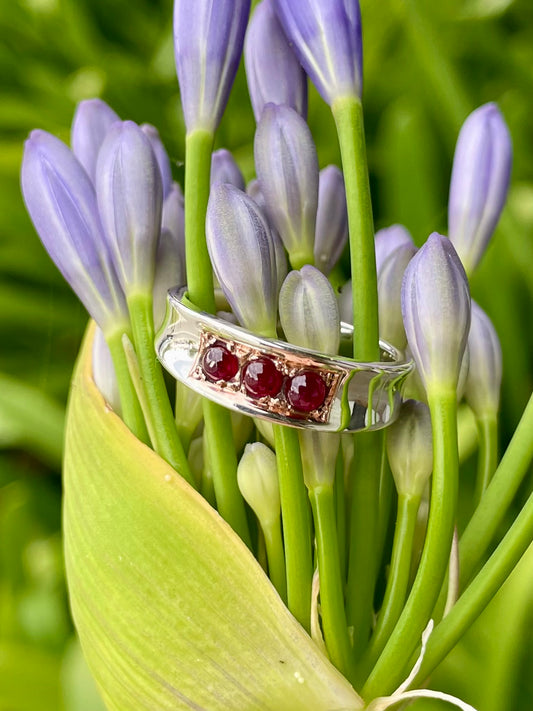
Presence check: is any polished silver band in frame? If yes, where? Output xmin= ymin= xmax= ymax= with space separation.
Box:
xmin=155 ymin=287 xmax=413 ymax=433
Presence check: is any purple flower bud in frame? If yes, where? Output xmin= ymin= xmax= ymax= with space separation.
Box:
xmin=173 ymin=0 xmax=251 ymax=133
xmin=21 ymin=130 xmax=127 ymax=331
xmin=210 ymin=148 xmax=245 ymax=190
xmin=375 ymin=224 xmax=414 ymax=276
xmin=448 ymin=103 xmax=512 ymax=274
xmin=401 ymin=233 xmax=471 ymax=393
xmin=387 ymin=400 xmax=433 ymax=497
xmin=465 ymin=301 xmax=502 ymax=417
xmin=206 ymin=184 xmax=278 ymax=336
xmin=96 ymin=121 xmax=163 ymax=294
xmin=247 ymin=178 xmax=267 ymax=209
xmin=141 ymin=124 xmax=173 ymax=198
xmin=71 ymin=98 xmax=120 ymax=184
xmin=273 ymin=0 xmax=362 ymax=105
xmin=153 ymin=228 xmax=186 ymax=329
xmin=338 ymin=279 xmax=352 ymax=324
xmin=161 ymin=182 xmax=186 ymax=272
xmin=254 ymin=103 xmax=319 ymax=268
xmin=247 ymin=179 xmax=288 ymax=291
xmin=92 ymin=326 xmax=121 ymax=414
xmin=314 ymin=165 xmax=348 ymax=274
xmin=378 ymin=242 xmax=417 ymax=350
xmin=245 ymin=0 xmax=307 ymax=122
xmin=279 ymin=265 xmax=340 ymax=354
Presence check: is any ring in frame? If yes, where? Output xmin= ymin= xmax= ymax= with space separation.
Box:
xmin=155 ymin=287 xmax=413 ymax=433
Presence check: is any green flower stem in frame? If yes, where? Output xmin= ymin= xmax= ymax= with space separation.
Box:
xmin=331 ymin=96 xmax=379 ymax=362
xmin=412 ymin=486 xmax=533 ymax=687
xmin=106 ymin=328 xmax=149 ymax=444
xmin=361 ymin=387 xmax=459 ymax=699
xmin=184 ymin=128 xmax=216 ymax=314
xmin=473 ymin=412 xmax=498 ymax=508
xmin=334 ymin=447 xmax=347 ymax=584
xmin=127 ymin=292 xmax=195 ymax=488
xmin=273 ymin=424 xmax=312 ymax=632
xmin=263 ymin=518 xmax=287 ymax=603
xmin=183 ymin=126 xmax=251 ymax=548
xmin=202 ymin=400 xmax=252 ymax=548
xmin=364 ymin=493 xmax=421 ymax=670
xmin=346 ymin=430 xmax=382 ymax=659
xmin=459 ymin=391 xmax=533 ymax=588
xmin=309 ymin=485 xmax=354 ymax=679
xmin=376 ymin=447 xmax=394 ymax=576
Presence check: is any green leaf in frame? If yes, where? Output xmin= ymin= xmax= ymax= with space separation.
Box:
xmin=64 ymin=324 xmax=363 ymax=711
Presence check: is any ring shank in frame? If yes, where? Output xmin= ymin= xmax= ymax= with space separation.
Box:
xmin=155 ymin=288 xmax=413 ymax=433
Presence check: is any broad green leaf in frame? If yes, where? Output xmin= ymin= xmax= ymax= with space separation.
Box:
xmin=64 ymin=324 xmax=363 ymax=711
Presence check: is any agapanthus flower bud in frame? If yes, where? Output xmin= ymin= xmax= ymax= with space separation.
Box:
xmin=162 ymin=182 xmax=186 ymax=268
xmin=246 ymin=178 xmax=266 ymax=210
xmin=237 ymin=442 xmax=280 ymax=527
xmin=245 ymin=0 xmax=307 ymax=122
xmin=448 ymin=103 xmax=512 ymax=274
xmin=96 ymin=121 xmax=163 ymax=294
xmin=464 ymin=301 xmax=502 ymax=417
xmin=206 ymin=184 xmax=278 ymax=336
xmin=173 ymin=0 xmax=251 ymax=133
xmin=21 ymin=130 xmax=127 ymax=331
xmin=279 ymin=265 xmax=340 ymax=355
xmin=273 ymin=0 xmax=362 ymax=105
xmin=153 ymin=228 xmax=186 ymax=329
xmin=254 ymin=103 xmax=319 ymax=268
xmin=338 ymin=279 xmax=353 ymax=325
xmin=141 ymin=124 xmax=173 ymax=198
xmin=402 ymin=233 xmax=471 ymax=393
xmin=386 ymin=400 xmax=433 ymax=498
xmin=210 ymin=148 xmax=245 ymax=190
xmin=71 ymin=98 xmax=120 ymax=184
xmin=378 ymin=243 xmax=417 ymax=350
xmin=375 ymin=224 xmax=414 ymax=276
xmin=92 ymin=326 xmax=121 ymax=414
xmin=314 ymin=165 xmax=348 ymax=275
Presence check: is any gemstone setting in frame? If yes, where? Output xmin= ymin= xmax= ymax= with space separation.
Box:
xmin=286 ymin=370 xmax=327 ymax=412
xmin=242 ymin=357 xmax=284 ymax=398
xmin=201 ymin=342 xmax=239 ymax=382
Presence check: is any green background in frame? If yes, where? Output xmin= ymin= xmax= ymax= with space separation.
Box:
xmin=1 ymin=0 xmax=532 ymax=708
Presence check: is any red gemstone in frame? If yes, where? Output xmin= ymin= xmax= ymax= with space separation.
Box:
xmin=243 ymin=357 xmax=283 ymax=398
xmin=201 ymin=342 xmax=239 ymax=381
xmin=286 ymin=370 xmax=327 ymax=412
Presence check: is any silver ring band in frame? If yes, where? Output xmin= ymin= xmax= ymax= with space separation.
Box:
xmin=155 ymin=287 xmax=413 ymax=433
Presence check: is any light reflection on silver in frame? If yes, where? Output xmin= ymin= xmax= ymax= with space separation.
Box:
xmin=155 ymin=287 xmax=413 ymax=433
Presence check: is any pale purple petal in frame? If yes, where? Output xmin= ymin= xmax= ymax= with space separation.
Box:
xmin=245 ymin=0 xmax=307 ymax=122
xmin=96 ymin=121 xmax=163 ymax=293
xmin=448 ymin=103 xmax=512 ymax=274
xmin=211 ymin=149 xmax=245 ymax=190
xmin=71 ymin=98 xmax=120 ymax=184
xmin=174 ymin=0 xmax=251 ymax=133
xmin=206 ymin=184 xmax=278 ymax=336
xmin=401 ymin=232 xmax=471 ymax=392
xmin=465 ymin=300 xmax=502 ymax=416
xmin=314 ymin=165 xmax=348 ymax=274
xmin=254 ymin=103 xmax=318 ymax=268
xmin=162 ymin=182 xmax=186 ymax=271
xmin=141 ymin=123 xmax=173 ymax=198
xmin=375 ymin=224 xmax=414 ymax=276
xmin=378 ymin=242 xmax=417 ymax=350
xmin=153 ymin=228 xmax=186 ymax=329
xmin=279 ymin=265 xmax=340 ymax=354
xmin=21 ymin=129 xmax=127 ymax=330
xmin=273 ymin=0 xmax=362 ymax=104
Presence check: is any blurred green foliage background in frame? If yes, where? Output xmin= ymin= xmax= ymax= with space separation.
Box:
xmin=1 ymin=0 xmax=532 ymax=709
